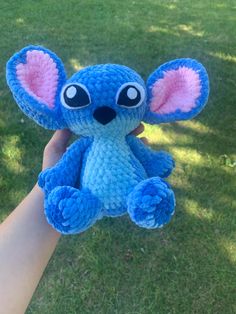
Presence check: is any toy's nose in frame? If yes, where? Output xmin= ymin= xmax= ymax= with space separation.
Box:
xmin=93 ymin=106 xmax=116 ymax=125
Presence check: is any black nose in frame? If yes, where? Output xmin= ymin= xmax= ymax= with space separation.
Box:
xmin=93 ymin=106 xmax=116 ymax=125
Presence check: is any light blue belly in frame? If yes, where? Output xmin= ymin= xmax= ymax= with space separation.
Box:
xmin=80 ymin=138 xmax=147 ymax=216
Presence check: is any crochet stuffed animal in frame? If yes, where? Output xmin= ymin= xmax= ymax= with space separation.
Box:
xmin=6 ymin=46 xmax=209 ymax=234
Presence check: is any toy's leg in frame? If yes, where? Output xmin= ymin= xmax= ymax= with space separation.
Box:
xmin=45 ymin=186 xmax=102 ymax=234
xmin=127 ymin=177 xmax=175 ymax=229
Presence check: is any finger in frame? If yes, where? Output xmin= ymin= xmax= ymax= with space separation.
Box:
xmin=131 ymin=123 xmax=144 ymax=136
xmin=48 ymin=129 xmax=72 ymax=152
xmin=140 ymin=137 xmax=149 ymax=145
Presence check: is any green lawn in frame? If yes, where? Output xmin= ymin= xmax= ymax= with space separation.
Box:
xmin=0 ymin=0 xmax=236 ymax=313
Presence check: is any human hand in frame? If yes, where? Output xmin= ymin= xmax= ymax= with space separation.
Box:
xmin=131 ymin=123 xmax=148 ymax=145
xmin=42 ymin=129 xmax=72 ymax=170
xmin=42 ymin=124 xmax=148 ymax=170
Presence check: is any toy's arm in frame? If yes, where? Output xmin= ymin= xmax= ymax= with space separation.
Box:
xmin=38 ymin=137 xmax=92 ymax=194
xmin=127 ymin=135 xmax=175 ymax=178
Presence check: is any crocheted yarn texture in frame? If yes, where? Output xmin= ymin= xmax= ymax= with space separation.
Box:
xmin=6 ymin=46 xmax=209 ymax=234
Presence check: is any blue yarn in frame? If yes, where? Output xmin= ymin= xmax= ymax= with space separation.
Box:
xmin=127 ymin=136 xmax=175 ymax=178
xmin=6 ymin=46 xmax=210 ymax=234
xmin=144 ymin=58 xmax=210 ymax=124
xmin=127 ymin=177 xmax=175 ymax=228
xmin=38 ymin=137 xmax=92 ymax=195
xmin=6 ymin=46 xmax=67 ymax=129
xmin=45 ymin=186 xmax=102 ymax=234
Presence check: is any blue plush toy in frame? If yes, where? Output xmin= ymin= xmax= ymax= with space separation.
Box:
xmin=6 ymin=46 xmax=209 ymax=234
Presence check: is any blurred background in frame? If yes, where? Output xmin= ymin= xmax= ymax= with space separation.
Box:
xmin=0 ymin=0 xmax=235 ymax=313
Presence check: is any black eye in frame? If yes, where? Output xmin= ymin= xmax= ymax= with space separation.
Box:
xmin=61 ymin=84 xmax=90 ymax=109
xmin=116 ymin=83 xmax=145 ymax=108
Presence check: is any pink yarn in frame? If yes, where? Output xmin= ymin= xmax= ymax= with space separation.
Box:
xmin=150 ymin=67 xmax=201 ymax=114
xmin=16 ymin=50 xmax=59 ymax=109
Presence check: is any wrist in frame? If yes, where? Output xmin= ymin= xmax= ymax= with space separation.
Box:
xmin=30 ymin=184 xmax=61 ymax=238
xmin=32 ymin=183 xmax=44 ymax=195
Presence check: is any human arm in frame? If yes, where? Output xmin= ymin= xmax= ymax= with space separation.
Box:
xmin=0 ymin=129 xmax=72 ymax=314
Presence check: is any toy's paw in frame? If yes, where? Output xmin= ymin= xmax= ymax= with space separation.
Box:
xmin=45 ymin=186 xmax=102 ymax=234
xmin=38 ymin=168 xmax=57 ymax=194
xmin=127 ymin=177 xmax=175 ymax=229
xmin=153 ymin=151 xmax=175 ymax=178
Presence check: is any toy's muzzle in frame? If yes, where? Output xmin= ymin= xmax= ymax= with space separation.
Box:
xmin=93 ymin=106 xmax=116 ymax=125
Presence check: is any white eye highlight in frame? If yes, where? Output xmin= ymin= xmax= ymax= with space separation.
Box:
xmin=127 ymin=87 xmax=138 ymax=100
xmin=66 ymin=86 xmax=77 ymax=99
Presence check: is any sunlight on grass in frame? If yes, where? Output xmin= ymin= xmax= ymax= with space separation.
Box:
xmin=182 ymin=120 xmax=213 ymax=134
xmin=148 ymin=24 xmax=204 ymax=38
xmin=215 ymin=3 xmax=227 ymax=8
xmin=172 ymin=147 xmax=205 ymax=165
xmin=69 ymin=58 xmax=84 ymax=71
xmin=209 ymin=52 xmax=236 ymax=63
xmin=148 ymin=25 xmax=179 ymax=37
xmin=176 ymin=24 xmax=204 ymax=37
xmin=144 ymin=123 xmax=195 ymax=147
xmin=15 ymin=17 xmax=25 ymax=24
xmin=220 ymin=238 xmax=236 ymax=263
xmin=2 ymin=135 xmax=24 ymax=173
xmin=184 ymin=199 xmax=214 ymax=221
xmin=143 ymin=124 xmax=175 ymax=145
xmin=144 ymin=121 xmax=214 ymax=151
xmin=164 ymin=3 xmax=176 ymax=10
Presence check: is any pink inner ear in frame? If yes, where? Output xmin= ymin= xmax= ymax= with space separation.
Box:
xmin=150 ymin=66 xmax=201 ymax=114
xmin=16 ymin=50 xmax=59 ymax=109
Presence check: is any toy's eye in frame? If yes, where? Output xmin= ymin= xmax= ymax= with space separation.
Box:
xmin=116 ymin=83 xmax=145 ymax=108
xmin=61 ymin=84 xmax=91 ymax=109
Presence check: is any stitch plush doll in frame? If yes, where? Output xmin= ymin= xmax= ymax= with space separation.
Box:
xmin=6 ymin=46 xmax=209 ymax=234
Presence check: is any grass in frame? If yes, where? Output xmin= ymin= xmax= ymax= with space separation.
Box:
xmin=0 ymin=0 xmax=236 ymax=313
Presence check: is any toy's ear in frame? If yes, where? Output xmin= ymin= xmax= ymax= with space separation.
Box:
xmin=6 ymin=45 xmax=67 ymax=129
xmin=143 ymin=59 xmax=209 ymax=124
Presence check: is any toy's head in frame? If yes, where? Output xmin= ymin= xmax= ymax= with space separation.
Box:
xmin=6 ymin=46 xmax=209 ymax=137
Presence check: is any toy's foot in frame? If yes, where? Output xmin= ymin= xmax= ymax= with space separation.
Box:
xmin=127 ymin=177 xmax=175 ymax=229
xmin=45 ymin=186 xmax=102 ymax=234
